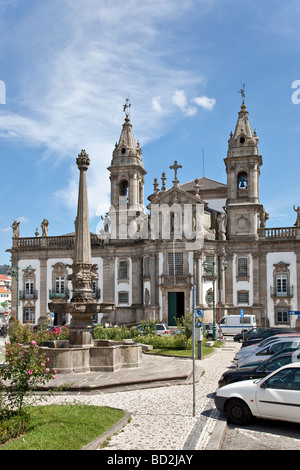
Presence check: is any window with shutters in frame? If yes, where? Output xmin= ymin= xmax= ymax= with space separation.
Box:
xmin=119 ymin=260 xmax=128 ymax=279
xmin=276 ymin=307 xmax=289 ymax=324
xmin=276 ymin=274 xmax=288 ymax=296
xmin=238 ymin=258 xmax=248 ymax=277
xmin=118 ymin=292 xmax=129 ymax=304
xmin=237 ymin=291 xmax=249 ymax=304
xmin=168 ymin=252 xmax=183 ymax=276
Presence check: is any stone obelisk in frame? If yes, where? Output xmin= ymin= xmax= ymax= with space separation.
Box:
xmin=67 ymin=149 xmax=99 ymax=347
xmin=48 ymin=149 xmax=115 ymax=349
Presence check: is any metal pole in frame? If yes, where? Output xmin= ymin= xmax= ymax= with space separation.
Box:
xmin=16 ymin=272 xmax=19 ymax=321
xmin=212 ymin=263 xmax=217 ymax=341
xmin=192 ymin=285 xmax=196 ymax=417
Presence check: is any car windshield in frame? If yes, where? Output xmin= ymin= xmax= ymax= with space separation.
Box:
xmin=262 ymin=357 xmax=291 ymax=372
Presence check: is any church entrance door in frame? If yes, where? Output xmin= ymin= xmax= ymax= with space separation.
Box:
xmin=168 ymin=292 xmax=184 ymax=326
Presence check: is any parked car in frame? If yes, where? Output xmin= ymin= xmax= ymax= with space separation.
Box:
xmin=241 ymin=328 xmax=296 ymax=348
xmin=220 ymin=314 xmax=256 ymax=335
xmin=135 ymin=323 xmax=171 ymax=335
xmin=233 ymin=327 xmax=269 ymax=343
xmin=234 ymin=333 xmax=300 ymax=362
xmin=215 ymin=363 xmax=300 ymax=425
xmin=237 ymin=338 xmax=300 ymax=368
xmin=202 ymin=323 xmax=223 ymax=341
xmin=238 ymin=346 xmax=300 ymax=368
xmin=218 ymin=350 xmax=300 ymax=388
xmin=156 ymin=323 xmax=171 ymax=335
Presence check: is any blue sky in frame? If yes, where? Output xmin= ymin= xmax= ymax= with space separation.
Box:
xmin=1 ymin=0 xmax=300 ymax=265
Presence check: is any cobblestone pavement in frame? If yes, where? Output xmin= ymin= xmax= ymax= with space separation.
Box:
xmin=42 ymin=341 xmax=240 ymax=450
xmin=221 ymin=415 xmax=300 ymax=450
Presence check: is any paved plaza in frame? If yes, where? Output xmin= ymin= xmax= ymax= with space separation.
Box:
xmin=33 ymin=341 xmax=240 ymax=450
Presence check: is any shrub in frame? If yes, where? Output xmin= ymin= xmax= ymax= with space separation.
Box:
xmin=176 ymin=313 xmax=193 ymax=349
xmin=94 ymin=325 xmax=132 ymax=341
xmin=139 ymin=333 xmax=190 ymax=350
xmin=35 ymin=325 xmax=69 ymax=343
xmin=0 ymin=341 xmax=56 ymax=413
xmin=8 ymin=320 xmax=34 ymax=344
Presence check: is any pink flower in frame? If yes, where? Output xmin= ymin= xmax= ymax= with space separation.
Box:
xmin=51 ymin=375 xmax=55 ymax=380
xmin=46 ymin=357 xmax=50 ymax=362
xmin=31 ymin=340 xmax=36 ymax=346
xmin=41 ymin=363 xmax=45 ymax=367
xmin=45 ymin=368 xmax=50 ymax=373
xmin=28 ymin=370 xmax=33 ymax=375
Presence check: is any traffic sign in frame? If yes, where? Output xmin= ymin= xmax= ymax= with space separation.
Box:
xmin=195 ymin=309 xmax=203 ymax=318
xmin=240 ymin=309 xmax=244 ymax=317
xmin=197 ymin=321 xmax=202 ymax=328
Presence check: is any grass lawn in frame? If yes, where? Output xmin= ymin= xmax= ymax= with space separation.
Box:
xmin=1 ymin=404 xmax=126 ymax=450
xmin=146 ymin=341 xmax=223 ymax=357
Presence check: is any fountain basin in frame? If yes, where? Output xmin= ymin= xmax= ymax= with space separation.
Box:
xmin=38 ymin=339 xmax=142 ymax=373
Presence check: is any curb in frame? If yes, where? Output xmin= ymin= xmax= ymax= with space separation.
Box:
xmin=206 ymin=416 xmax=227 ymax=450
xmin=82 ymin=411 xmax=131 ymax=450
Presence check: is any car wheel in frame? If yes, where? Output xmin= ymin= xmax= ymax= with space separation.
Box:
xmin=225 ymin=398 xmax=252 ymax=425
xmin=239 ymin=337 xmax=244 ymax=343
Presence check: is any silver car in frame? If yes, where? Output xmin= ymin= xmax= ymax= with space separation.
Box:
xmin=237 ymin=338 xmax=300 ymax=368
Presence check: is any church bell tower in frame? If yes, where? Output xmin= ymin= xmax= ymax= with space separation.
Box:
xmin=224 ymin=101 xmax=263 ymax=240
xmin=107 ymin=100 xmax=147 ymax=239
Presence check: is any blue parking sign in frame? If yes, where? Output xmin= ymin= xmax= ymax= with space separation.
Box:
xmin=195 ymin=309 xmax=203 ymax=318
xmin=240 ymin=309 xmax=244 ymax=317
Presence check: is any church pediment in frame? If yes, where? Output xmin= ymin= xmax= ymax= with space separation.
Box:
xmin=147 ymin=186 xmax=207 ymax=209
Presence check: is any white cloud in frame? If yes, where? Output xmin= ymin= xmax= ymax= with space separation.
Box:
xmin=194 ymin=96 xmax=216 ymax=111
xmin=151 ymin=97 xmax=165 ymax=115
xmin=17 ymin=216 xmax=29 ymax=223
xmin=0 ymin=216 xmax=29 ymax=233
xmin=172 ymin=90 xmax=188 ymax=111
xmin=171 ymin=90 xmax=215 ymax=116
xmin=0 ymin=0 xmax=217 ymax=218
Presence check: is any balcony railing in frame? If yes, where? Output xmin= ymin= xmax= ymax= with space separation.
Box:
xmin=270 ymin=286 xmax=294 ymax=298
xmin=13 ymin=234 xmax=104 ymax=250
xmin=259 ymin=227 xmax=297 ymax=239
xmin=49 ymin=289 xmax=70 ymax=299
xmin=19 ymin=290 xmax=38 ymax=300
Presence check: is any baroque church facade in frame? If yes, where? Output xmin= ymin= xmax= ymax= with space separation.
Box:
xmin=8 ymin=101 xmax=300 ymax=329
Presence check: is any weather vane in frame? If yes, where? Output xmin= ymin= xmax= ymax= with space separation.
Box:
xmin=238 ymin=82 xmax=246 ymax=101
xmin=123 ymin=97 xmax=131 ymax=117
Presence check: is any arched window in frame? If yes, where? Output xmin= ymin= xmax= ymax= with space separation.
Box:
xmin=120 ymin=179 xmax=129 ymax=196
xmin=119 ymin=179 xmax=129 ymax=204
xmin=237 ymin=172 xmax=248 ymax=189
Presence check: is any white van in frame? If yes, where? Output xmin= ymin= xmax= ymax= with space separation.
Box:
xmin=220 ymin=314 xmax=256 ymax=335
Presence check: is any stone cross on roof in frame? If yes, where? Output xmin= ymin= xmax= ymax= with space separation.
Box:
xmin=169 ymin=160 xmax=182 ymax=186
